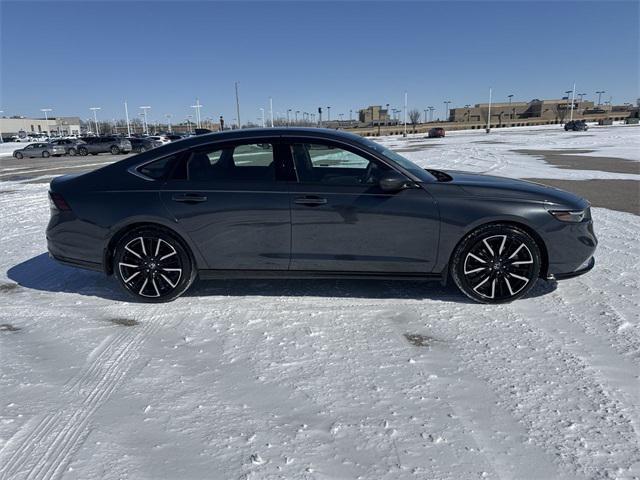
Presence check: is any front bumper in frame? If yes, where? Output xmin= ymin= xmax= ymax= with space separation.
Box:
xmin=548 ymin=256 xmax=595 ymax=280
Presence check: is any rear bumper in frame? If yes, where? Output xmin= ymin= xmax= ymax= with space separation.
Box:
xmin=48 ymin=251 xmax=103 ymax=272
xmin=549 ymin=256 xmax=595 ymax=280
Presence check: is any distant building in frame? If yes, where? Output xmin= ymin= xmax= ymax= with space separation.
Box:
xmin=358 ymin=105 xmax=391 ymax=125
xmin=0 ymin=116 xmax=81 ymax=137
xmin=449 ymin=99 xmax=596 ymax=125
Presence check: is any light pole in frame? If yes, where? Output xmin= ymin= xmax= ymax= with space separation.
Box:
xmin=444 ymin=101 xmax=451 ymax=122
xmin=507 ymin=94 xmax=514 ymax=119
xmin=428 ymin=106 xmax=434 ymax=122
xmin=190 ymin=99 xmax=202 ymax=128
xmin=403 ymin=91 xmax=407 ymax=137
xmin=465 ymin=104 xmax=471 ymax=123
xmin=260 ymin=108 xmax=265 ymax=127
xmin=486 ymin=87 xmax=492 ymax=133
xmin=124 ymin=101 xmax=131 ymax=136
xmin=165 ymin=114 xmax=172 ymax=133
xmin=596 ymin=90 xmax=605 ymax=106
xmin=327 ymin=106 xmax=331 ymax=122
xmin=424 ymin=109 xmax=428 ymax=123
xmin=40 ymin=108 xmax=52 ymax=136
xmin=139 ymin=106 xmax=151 ymax=134
xmin=269 ymin=97 xmax=274 ymax=127
xmin=385 ymin=103 xmax=390 ymax=127
xmin=89 ymin=107 xmax=101 ymax=135
xmin=286 ymin=109 xmax=291 ymax=126
xmin=0 ymin=110 xmax=3 ymax=143
xmin=186 ymin=115 xmax=193 ymax=134
xmin=295 ymin=110 xmax=299 ymax=124
xmin=235 ymin=82 xmax=241 ymax=128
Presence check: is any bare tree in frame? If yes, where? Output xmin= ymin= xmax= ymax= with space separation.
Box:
xmin=408 ymin=109 xmax=421 ymax=125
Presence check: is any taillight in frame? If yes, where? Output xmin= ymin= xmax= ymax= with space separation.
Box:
xmin=49 ymin=191 xmax=71 ymax=211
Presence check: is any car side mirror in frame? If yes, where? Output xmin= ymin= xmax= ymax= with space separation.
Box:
xmin=379 ymin=172 xmax=410 ymax=192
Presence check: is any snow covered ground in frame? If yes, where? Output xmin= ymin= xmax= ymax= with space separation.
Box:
xmin=0 ymin=125 xmax=639 ymax=480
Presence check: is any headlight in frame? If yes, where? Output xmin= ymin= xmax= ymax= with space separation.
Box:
xmin=549 ymin=210 xmax=586 ymax=223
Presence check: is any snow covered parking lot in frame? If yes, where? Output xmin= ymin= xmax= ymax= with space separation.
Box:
xmin=1 ymin=125 xmax=639 ymax=479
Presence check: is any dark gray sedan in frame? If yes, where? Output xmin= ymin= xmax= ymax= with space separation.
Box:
xmin=13 ymin=142 xmax=67 ymax=158
xmin=46 ymin=128 xmax=596 ymax=303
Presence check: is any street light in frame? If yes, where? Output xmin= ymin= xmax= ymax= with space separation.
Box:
xmin=286 ymin=109 xmax=292 ymax=126
xmin=139 ymin=106 xmax=151 ymax=134
xmin=507 ymin=94 xmax=514 ymax=119
xmin=444 ymin=101 xmax=452 ymax=121
xmin=0 ymin=110 xmax=4 ymax=143
xmin=165 ymin=114 xmax=172 ymax=133
xmin=260 ymin=108 xmax=265 ymax=127
xmin=596 ymin=90 xmax=605 ymax=106
xmin=40 ymin=108 xmax=52 ymax=136
xmin=295 ymin=110 xmax=299 ymax=124
xmin=89 ymin=107 xmax=101 ymax=135
xmin=190 ymin=99 xmax=202 ymax=128
xmin=428 ymin=106 xmax=434 ymax=122
xmin=186 ymin=114 xmax=193 ymax=134
xmin=327 ymin=106 xmax=331 ymax=122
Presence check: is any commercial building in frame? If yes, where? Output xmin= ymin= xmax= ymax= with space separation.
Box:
xmin=358 ymin=105 xmax=392 ymax=125
xmin=449 ymin=98 xmax=597 ymax=126
xmin=0 ymin=116 xmax=82 ymax=138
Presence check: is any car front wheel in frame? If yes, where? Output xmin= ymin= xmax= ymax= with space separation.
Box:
xmin=14 ymin=152 xmax=23 ymax=159
xmin=78 ymin=147 xmax=88 ymax=156
xmin=68 ymin=148 xmax=76 ymax=156
xmin=111 ymin=146 xmax=120 ymax=154
xmin=451 ymin=224 xmax=541 ymax=304
xmin=42 ymin=151 xmax=50 ymax=158
xmin=113 ymin=227 xmax=196 ymax=302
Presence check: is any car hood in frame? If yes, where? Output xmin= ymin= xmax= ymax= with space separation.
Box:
xmin=436 ymin=169 xmax=589 ymax=209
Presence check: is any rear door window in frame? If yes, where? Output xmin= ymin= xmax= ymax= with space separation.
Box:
xmin=186 ymin=143 xmax=276 ymax=183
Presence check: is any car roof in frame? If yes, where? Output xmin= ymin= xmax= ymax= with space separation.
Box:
xmin=184 ymin=127 xmax=366 ymax=145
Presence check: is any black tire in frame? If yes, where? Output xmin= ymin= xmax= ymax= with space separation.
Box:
xmin=113 ymin=227 xmax=196 ymax=303
xmin=68 ymin=148 xmax=76 ymax=156
xmin=451 ymin=224 xmax=541 ymax=304
xmin=111 ymin=145 xmax=120 ymax=155
xmin=78 ymin=147 xmax=88 ymax=156
xmin=42 ymin=150 xmax=50 ymax=158
xmin=14 ymin=152 xmax=23 ymax=159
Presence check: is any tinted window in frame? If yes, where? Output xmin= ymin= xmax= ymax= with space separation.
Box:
xmin=138 ymin=154 xmax=179 ymax=180
xmin=290 ymin=143 xmax=390 ymax=185
xmin=186 ymin=143 xmax=275 ymax=182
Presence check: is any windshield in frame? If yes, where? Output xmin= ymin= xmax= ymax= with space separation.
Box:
xmin=359 ymin=138 xmax=434 ymax=182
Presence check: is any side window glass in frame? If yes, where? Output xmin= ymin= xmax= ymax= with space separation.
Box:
xmin=186 ymin=143 xmax=275 ymax=182
xmin=291 ymin=143 xmax=389 ymax=185
xmin=138 ymin=154 xmax=179 ymax=180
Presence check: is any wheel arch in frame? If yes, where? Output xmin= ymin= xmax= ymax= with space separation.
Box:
xmin=103 ymin=221 xmax=201 ymax=275
xmin=447 ymin=220 xmax=549 ymax=279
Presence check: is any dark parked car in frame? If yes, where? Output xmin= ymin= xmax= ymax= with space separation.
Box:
xmin=77 ymin=136 xmax=132 ymax=156
xmin=128 ymin=137 xmax=162 ymax=153
xmin=564 ymin=120 xmax=589 ymax=131
xmin=50 ymin=139 xmax=85 ymax=156
xmin=47 ymin=128 xmax=596 ymax=303
xmin=428 ymin=127 xmax=445 ymax=138
xmin=166 ymin=134 xmax=185 ymax=142
xmin=13 ymin=142 xmax=66 ymax=158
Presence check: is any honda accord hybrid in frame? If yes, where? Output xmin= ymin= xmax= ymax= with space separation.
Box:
xmin=46 ymin=128 xmax=596 ymax=303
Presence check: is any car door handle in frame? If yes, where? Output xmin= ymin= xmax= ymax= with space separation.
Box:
xmin=172 ymin=193 xmax=208 ymax=203
xmin=294 ymin=196 xmax=328 ymax=206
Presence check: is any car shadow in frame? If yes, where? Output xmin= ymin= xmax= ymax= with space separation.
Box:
xmin=6 ymin=253 xmax=558 ymax=304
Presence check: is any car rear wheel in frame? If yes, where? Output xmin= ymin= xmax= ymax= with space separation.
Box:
xmin=113 ymin=227 xmax=196 ymax=303
xmin=78 ymin=147 xmax=88 ymax=156
xmin=68 ymin=148 xmax=76 ymax=156
xmin=42 ymin=151 xmax=50 ymax=158
xmin=111 ymin=146 xmax=120 ymax=154
xmin=14 ymin=152 xmax=23 ymax=159
xmin=451 ymin=224 xmax=541 ymax=304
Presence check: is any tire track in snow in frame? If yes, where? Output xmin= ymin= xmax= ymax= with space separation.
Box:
xmin=0 ymin=313 xmax=163 ymax=480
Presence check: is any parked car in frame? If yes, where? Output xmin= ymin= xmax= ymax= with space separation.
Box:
xmin=77 ymin=136 xmax=132 ymax=156
xmin=564 ymin=120 xmax=589 ymax=131
xmin=428 ymin=127 xmax=445 ymax=138
xmin=50 ymin=138 xmax=85 ymax=156
xmin=13 ymin=142 xmax=66 ymax=159
xmin=47 ymin=128 xmax=596 ymax=303
xmin=148 ymin=135 xmax=171 ymax=145
xmin=165 ymin=134 xmax=185 ymax=142
xmin=128 ymin=137 xmax=162 ymax=153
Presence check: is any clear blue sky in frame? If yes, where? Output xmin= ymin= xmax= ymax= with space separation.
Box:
xmin=1 ymin=1 xmax=638 ymax=124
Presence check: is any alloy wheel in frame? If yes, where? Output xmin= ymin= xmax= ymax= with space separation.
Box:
xmin=118 ymin=236 xmax=183 ymax=298
xmin=462 ymin=234 xmax=535 ymax=301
